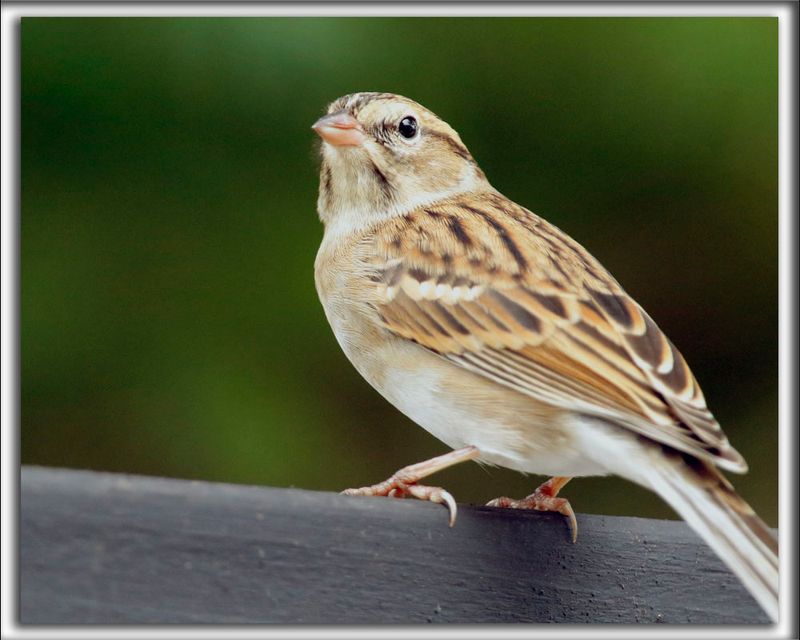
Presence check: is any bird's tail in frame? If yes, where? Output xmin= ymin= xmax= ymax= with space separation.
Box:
xmin=643 ymin=451 xmax=779 ymax=622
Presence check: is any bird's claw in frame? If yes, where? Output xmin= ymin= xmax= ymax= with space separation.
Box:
xmin=487 ymin=493 xmax=578 ymax=543
xmin=341 ymin=481 xmax=458 ymax=526
xmin=405 ymin=484 xmax=458 ymax=527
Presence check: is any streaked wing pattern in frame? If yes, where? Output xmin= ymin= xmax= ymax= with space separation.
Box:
xmin=366 ymin=191 xmax=746 ymax=472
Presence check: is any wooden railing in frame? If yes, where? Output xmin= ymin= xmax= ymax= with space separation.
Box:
xmin=20 ymin=465 xmax=770 ymax=624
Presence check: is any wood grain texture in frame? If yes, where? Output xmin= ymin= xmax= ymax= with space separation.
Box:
xmin=20 ymin=465 xmax=770 ymax=624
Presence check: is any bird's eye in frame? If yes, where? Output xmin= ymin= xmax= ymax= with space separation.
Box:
xmin=398 ymin=116 xmax=418 ymax=139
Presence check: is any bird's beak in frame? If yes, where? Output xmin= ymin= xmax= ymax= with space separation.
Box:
xmin=312 ymin=111 xmax=366 ymax=147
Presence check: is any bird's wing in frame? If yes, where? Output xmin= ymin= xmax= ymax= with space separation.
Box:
xmin=363 ymin=191 xmax=745 ymax=472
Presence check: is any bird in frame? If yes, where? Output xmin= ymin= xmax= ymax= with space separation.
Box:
xmin=311 ymin=91 xmax=779 ymax=621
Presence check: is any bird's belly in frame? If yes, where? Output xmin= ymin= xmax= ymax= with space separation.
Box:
xmin=327 ymin=307 xmax=609 ymax=478
xmin=381 ymin=348 xmax=608 ymax=477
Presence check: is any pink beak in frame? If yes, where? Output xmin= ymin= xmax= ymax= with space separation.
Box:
xmin=312 ymin=111 xmax=366 ymax=147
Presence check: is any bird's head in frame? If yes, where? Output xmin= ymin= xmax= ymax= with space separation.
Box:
xmin=313 ymin=92 xmax=489 ymax=231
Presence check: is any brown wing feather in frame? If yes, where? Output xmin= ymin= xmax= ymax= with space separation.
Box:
xmin=366 ymin=192 xmax=746 ymax=472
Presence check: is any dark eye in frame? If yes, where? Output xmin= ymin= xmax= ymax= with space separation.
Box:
xmin=398 ymin=116 xmax=418 ymax=139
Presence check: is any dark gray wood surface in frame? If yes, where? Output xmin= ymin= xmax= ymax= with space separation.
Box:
xmin=20 ymin=465 xmax=770 ymax=624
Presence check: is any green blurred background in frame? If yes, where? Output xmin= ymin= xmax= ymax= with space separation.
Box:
xmin=21 ymin=18 xmax=778 ymax=525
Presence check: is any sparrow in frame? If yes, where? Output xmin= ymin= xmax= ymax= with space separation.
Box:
xmin=311 ymin=92 xmax=778 ymax=621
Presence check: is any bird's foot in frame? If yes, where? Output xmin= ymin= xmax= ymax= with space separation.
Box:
xmin=486 ymin=476 xmax=577 ymax=542
xmin=343 ymin=480 xmax=458 ymax=526
xmin=341 ymin=446 xmax=480 ymax=527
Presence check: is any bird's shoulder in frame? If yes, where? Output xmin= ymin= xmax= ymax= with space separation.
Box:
xmin=363 ymin=189 xmax=615 ymax=294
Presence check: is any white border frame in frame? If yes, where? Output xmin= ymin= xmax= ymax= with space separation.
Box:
xmin=2 ymin=3 xmax=796 ymax=639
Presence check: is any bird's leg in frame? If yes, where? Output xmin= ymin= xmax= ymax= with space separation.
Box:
xmin=341 ymin=446 xmax=480 ymax=527
xmin=487 ymin=476 xmax=577 ymax=542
